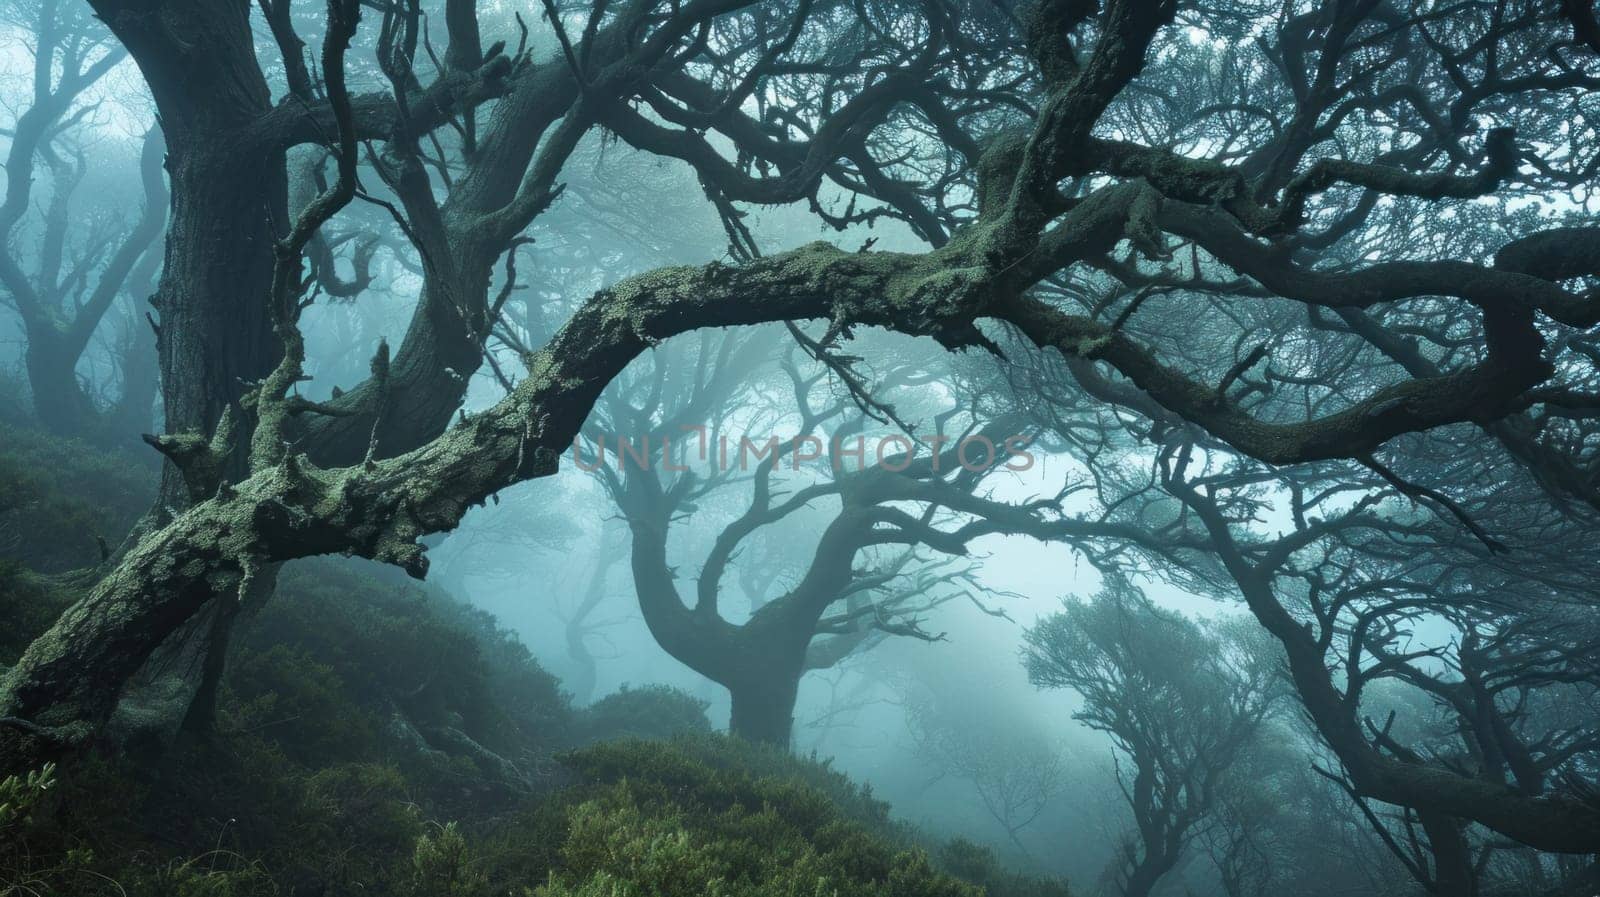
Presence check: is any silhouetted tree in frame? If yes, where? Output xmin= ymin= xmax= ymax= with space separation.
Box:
xmin=907 ymin=692 xmax=1069 ymax=854
xmin=593 ymin=333 xmax=1090 ymax=745
xmin=0 ymin=1 xmax=165 ymax=440
xmin=1024 ymin=583 xmax=1281 ymax=897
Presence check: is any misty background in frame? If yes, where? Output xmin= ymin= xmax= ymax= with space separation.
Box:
xmin=5 ymin=2 xmax=1596 ymax=895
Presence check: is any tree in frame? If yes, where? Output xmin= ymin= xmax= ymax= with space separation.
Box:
xmin=553 ymin=520 xmax=630 ymax=706
xmin=1156 ymin=439 xmax=1600 ymax=887
xmin=3 ymin=6 xmax=1600 ymax=873
xmin=590 ymin=330 xmax=1091 ymax=745
xmin=1024 ymin=583 xmax=1281 ymax=897
xmin=1196 ymin=724 xmax=1419 ymax=897
xmin=906 ymin=690 xmax=1069 ymax=855
xmin=0 ymin=0 xmax=165 ymax=440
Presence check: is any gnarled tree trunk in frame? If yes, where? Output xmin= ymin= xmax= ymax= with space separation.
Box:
xmin=726 ymin=652 xmax=807 ymax=748
xmin=91 ymin=0 xmax=285 ymax=745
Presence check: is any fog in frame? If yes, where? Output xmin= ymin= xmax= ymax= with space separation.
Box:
xmin=3 ymin=1 xmax=1599 ymax=895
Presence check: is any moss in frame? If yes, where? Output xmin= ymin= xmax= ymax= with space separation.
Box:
xmin=974 ymin=130 xmax=1031 ymax=218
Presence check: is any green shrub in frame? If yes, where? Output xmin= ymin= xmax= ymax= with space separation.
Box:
xmin=283 ymin=762 xmax=424 ymax=892
xmin=221 ymin=644 xmax=382 ymax=765
xmin=938 ymin=839 xmax=1072 ymax=897
xmin=554 ymin=738 xmax=1069 ymax=897
xmin=0 ymin=421 xmax=156 ymax=572
xmin=117 ymin=855 xmax=280 ymax=897
xmin=243 ymin=559 xmax=574 ymax=770
xmin=536 ymin=782 xmax=979 ymax=897
xmin=537 ymin=737 xmax=1001 ymax=897
xmin=564 ymin=734 xmax=896 ymax=835
xmin=0 ymin=763 xmax=103 ymax=895
xmin=577 ymin=684 xmax=711 ymax=744
xmin=0 ymin=561 xmax=72 ymax=663
xmin=0 ymin=761 xmax=57 ymax=833
xmin=412 ymin=821 xmax=491 ymax=897
xmin=1 ymin=717 xmax=1063 ymax=897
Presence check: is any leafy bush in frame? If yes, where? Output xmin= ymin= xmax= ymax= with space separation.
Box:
xmin=938 ymin=839 xmax=1073 ymax=897
xmin=114 ymin=855 xmax=280 ymax=897
xmin=0 ymin=421 xmax=156 ymax=572
xmin=536 ymin=739 xmax=982 ymax=897
xmin=221 ymin=643 xmax=384 ymax=765
xmin=577 ymin=684 xmax=712 ymax=744
xmin=246 ymin=559 xmax=575 ymax=768
xmin=0 ymin=762 xmax=56 ymax=833
xmin=290 ymin=762 xmax=425 ymax=889
xmin=566 ymin=734 xmax=897 ymax=834
xmin=0 ymin=419 xmax=151 ymax=662
xmin=412 ymin=821 xmax=491 ymax=897
xmin=0 ymin=561 xmax=72 ymax=663
xmin=0 ymin=763 xmax=99 ymax=895
xmin=558 ymin=737 xmax=1068 ymax=897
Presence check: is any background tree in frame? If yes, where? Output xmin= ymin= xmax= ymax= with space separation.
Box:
xmin=1157 ymin=439 xmax=1600 ymax=891
xmin=0 ymin=0 xmax=164 ymax=440
xmin=906 ymin=690 xmax=1069 ymax=855
xmin=1024 ymin=582 xmax=1282 ymax=897
xmin=590 ymin=329 xmax=1082 ymax=745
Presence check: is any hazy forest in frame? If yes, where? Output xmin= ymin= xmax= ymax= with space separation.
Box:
xmin=1 ymin=0 xmax=1599 ymax=893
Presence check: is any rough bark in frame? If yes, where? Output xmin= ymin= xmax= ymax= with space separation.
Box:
xmin=90 ymin=0 xmax=284 ymax=506
xmin=727 ymin=672 xmax=803 ymax=748
xmin=290 ymin=37 xmax=585 ymax=465
xmin=76 ymin=0 xmax=523 ymax=735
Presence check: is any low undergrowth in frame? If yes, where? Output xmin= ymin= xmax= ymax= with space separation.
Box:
xmin=0 ymin=418 xmax=1068 ymax=896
